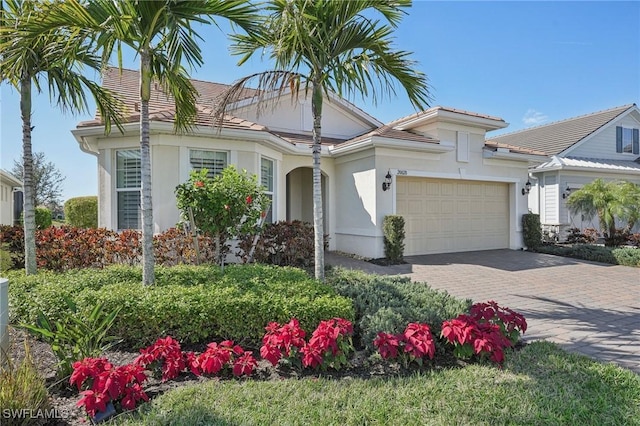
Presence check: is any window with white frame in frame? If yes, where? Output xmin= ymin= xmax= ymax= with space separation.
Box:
xmin=190 ymin=149 xmax=228 ymax=178
xmin=116 ymin=149 xmax=141 ymax=229
xmin=261 ymin=157 xmax=274 ymax=224
xmin=616 ymin=126 xmax=640 ymax=155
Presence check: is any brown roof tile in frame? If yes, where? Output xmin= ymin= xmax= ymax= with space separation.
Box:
xmin=340 ymin=125 xmax=440 ymax=148
xmin=487 ymin=104 xmax=636 ymax=156
xmin=484 ymin=140 xmax=547 ymax=156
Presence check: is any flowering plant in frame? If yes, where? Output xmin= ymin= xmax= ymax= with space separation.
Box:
xmin=441 ymin=301 xmax=527 ymax=363
xmin=71 ymin=357 xmax=148 ymax=417
xmin=260 ymin=318 xmax=354 ymax=370
xmin=260 ymin=318 xmax=307 ymax=367
xmin=302 ymin=318 xmax=354 ymax=370
xmin=373 ymin=322 xmax=435 ymax=367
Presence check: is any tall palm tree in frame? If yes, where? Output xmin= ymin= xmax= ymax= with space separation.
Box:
xmin=0 ymin=0 xmax=122 ymax=275
xmin=216 ymin=0 xmax=430 ymax=281
xmin=35 ymin=0 xmax=259 ymax=285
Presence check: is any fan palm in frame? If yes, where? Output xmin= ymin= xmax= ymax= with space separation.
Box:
xmin=216 ymin=0 xmax=430 ymax=281
xmin=0 ymin=0 xmax=122 ymax=274
xmin=33 ymin=0 xmax=259 ymax=284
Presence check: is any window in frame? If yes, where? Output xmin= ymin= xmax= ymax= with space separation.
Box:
xmin=190 ymin=149 xmax=227 ymax=178
xmin=116 ymin=149 xmax=141 ymax=229
xmin=616 ymin=126 xmax=640 ymax=155
xmin=261 ymin=157 xmax=274 ymax=224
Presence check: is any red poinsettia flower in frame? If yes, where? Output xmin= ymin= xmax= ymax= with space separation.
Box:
xmin=232 ymin=352 xmax=257 ymax=376
xmin=194 ymin=180 xmax=205 ymax=188
xmin=373 ymin=332 xmax=400 ymax=359
xmin=246 ymin=195 xmax=253 ymax=204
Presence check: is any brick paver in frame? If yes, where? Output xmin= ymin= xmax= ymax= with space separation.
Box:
xmin=326 ymin=250 xmax=640 ymax=374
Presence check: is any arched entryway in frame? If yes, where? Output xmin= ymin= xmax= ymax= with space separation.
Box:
xmin=286 ymin=167 xmax=328 ymax=232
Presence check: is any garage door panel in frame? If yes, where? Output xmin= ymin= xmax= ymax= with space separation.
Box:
xmin=397 ymin=177 xmax=509 ymax=255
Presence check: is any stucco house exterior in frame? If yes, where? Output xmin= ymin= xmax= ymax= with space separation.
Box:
xmin=73 ymin=68 xmax=545 ymax=258
xmin=487 ymin=104 xmax=640 ymax=240
xmin=0 ymin=170 xmax=22 ymax=226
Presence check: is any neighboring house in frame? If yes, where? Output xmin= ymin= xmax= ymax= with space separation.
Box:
xmin=72 ymin=68 xmax=545 ymax=258
xmin=487 ymin=104 xmax=640 ymax=240
xmin=0 ymin=170 xmax=22 ymax=226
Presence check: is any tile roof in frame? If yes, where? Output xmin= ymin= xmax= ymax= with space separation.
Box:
xmin=271 ymin=131 xmax=347 ymax=147
xmin=80 ymin=67 xmax=257 ymax=128
xmin=487 ymin=104 xmax=636 ymax=156
xmin=388 ymin=105 xmax=505 ymax=128
xmin=484 ymin=140 xmax=547 ymax=156
xmin=340 ymin=125 xmax=440 ymax=148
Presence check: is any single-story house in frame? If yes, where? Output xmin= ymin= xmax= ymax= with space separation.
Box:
xmin=487 ymin=104 xmax=640 ymax=240
xmin=72 ymin=68 xmax=546 ymax=258
xmin=0 ymin=170 xmax=22 ymax=226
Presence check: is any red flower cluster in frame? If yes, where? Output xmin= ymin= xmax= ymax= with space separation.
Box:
xmin=194 ymin=180 xmax=205 ymax=188
xmin=373 ymin=322 xmax=436 ymax=366
xmin=441 ymin=301 xmax=527 ymax=363
xmin=260 ymin=319 xmax=307 ymax=366
xmin=260 ymin=318 xmax=354 ymax=370
xmin=71 ymin=358 xmax=148 ymax=417
xmin=74 ymin=336 xmax=257 ymax=418
xmin=303 ymin=318 xmax=353 ymax=369
xmin=136 ymin=336 xmax=257 ymax=380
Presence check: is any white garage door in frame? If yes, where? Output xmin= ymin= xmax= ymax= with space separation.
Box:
xmin=396 ymin=177 xmax=509 ymax=255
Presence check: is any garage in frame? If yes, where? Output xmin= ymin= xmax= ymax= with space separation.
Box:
xmin=396 ymin=177 xmax=510 ymax=255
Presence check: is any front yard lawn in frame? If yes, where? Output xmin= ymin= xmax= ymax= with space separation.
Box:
xmin=117 ymin=341 xmax=640 ymax=425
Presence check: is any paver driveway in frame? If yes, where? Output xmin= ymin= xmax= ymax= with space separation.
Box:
xmin=326 ymin=249 xmax=640 ymax=373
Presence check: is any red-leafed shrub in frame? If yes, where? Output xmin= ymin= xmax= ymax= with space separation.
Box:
xmin=441 ymin=301 xmax=527 ymax=363
xmin=373 ymin=322 xmax=436 ymax=367
xmin=260 ymin=318 xmax=354 ymax=371
xmin=0 ymin=225 xmax=224 ymax=271
xmin=237 ymin=220 xmax=328 ymax=267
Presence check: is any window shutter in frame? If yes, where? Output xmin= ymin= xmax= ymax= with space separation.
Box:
xmin=616 ymin=126 xmax=623 ymax=153
xmin=633 ymin=128 xmax=639 ymax=155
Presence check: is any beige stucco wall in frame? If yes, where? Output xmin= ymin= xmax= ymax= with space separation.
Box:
xmin=333 ymin=126 xmax=531 ymax=259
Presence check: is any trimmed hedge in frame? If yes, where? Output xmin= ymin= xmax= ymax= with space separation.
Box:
xmin=8 ymin=264 xmax=354 ymax=349
xmin=522 ymin=213 xmax=542 ymax=249
xmin=64 ymin=196 xmax=98 ymax=228
xmin=383 ymin=215 xmax=405 ymax=263
xmin=325 ymin=268 xmax=471 ymax=351
xmin=534 ymin=244 xmax=640 ymax=267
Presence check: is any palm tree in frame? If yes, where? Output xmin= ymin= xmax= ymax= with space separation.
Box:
xmin=216 ymin=0 xmax=430 ymax=281
xmin=35 ymin=0 xmax=259 ymax=284
xmin=0 ymin=0 xmax=122 ymax=275
xmin=566 ymin=178 xmax=640 ymax=246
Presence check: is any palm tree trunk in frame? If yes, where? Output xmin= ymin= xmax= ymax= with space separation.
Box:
xmin=140 ymin=52 xmax=155 ymax=285
xmin=20 ymin=74 xmax=37 ymax=275
xmin=311 ymin=81 xmax=324 ymax=282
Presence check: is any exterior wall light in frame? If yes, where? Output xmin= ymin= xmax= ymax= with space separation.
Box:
xmin=562 ymin=184 xmax=572 ymax=199
xmin=382 ymin=170 xmax=392 ymax=191
xmin=521 ymin=180 xmax=531 ymax=196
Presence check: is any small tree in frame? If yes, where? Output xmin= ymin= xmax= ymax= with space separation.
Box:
xmin=567 ymin=179 xmax=640 ymax=246
xmin=11 ymin=152 xmax=65 ymax=210
xmin=175 ymin=167 xmax=270 ymax=268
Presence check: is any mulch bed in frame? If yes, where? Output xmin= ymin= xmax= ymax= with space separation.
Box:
xmin=5 ymin=327 xmax=479 ymax=425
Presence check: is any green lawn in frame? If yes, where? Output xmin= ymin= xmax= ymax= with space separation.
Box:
xmin=115 ymin=342 xmax=640 ymax=425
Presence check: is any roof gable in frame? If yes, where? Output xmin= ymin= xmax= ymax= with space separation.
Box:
xmin=487 ymin=104 xmax=637 ymax=156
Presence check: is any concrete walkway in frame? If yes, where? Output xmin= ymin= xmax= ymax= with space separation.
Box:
xmin=326 ymin=250 xmax=640 ymax=374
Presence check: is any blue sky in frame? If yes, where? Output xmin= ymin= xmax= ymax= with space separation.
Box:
xmin=1 ymin=1 xmax=639 ymax=201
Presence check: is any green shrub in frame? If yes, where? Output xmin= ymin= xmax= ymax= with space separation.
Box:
xmin=64 ymin=196 xmax=98 ymax=228
xmin=0 ymin=340 xmax=50 ymax=425
xmin=383 ymin=215 xmax=405 ymax=263
xmin=535 ymin=244 xmax=640 ymax=267
xmin=522 ymin=213 xmax=542 ymax=249
xmin=9 ymin=265 xmax=354 ymax=349
xmin=325 ymin=268 xmax=470 ymax=351
xmin=35 ymin=207 xmax=52 ymax=229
